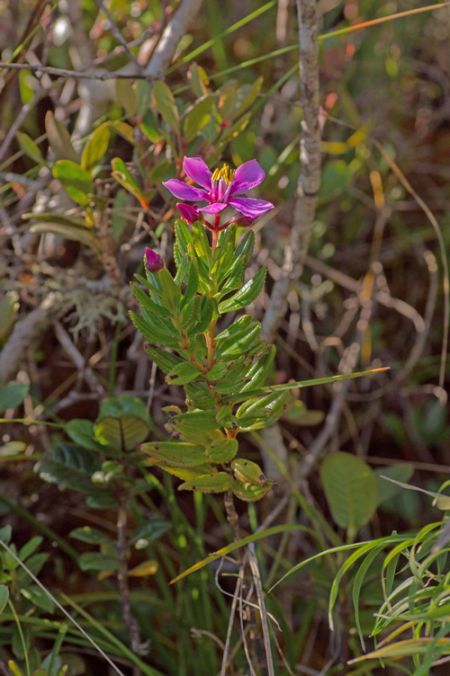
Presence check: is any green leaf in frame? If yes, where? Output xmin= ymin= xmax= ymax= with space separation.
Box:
xmin=216 ymin=317 xmax=261 ymax=358
xmin=178 ymin=472 xmax=232 ymax=494
xmin=146 ymin=346 xmax=182 ymax=374
xmin=18 ymin=68 xmax=35 ymax=104
xmin=375 ymin=463 xmax=414 ymax=505
xmin=235 ymin=390 xmax=289 ymax=430
xmin=94 ymin=415 xmax=149 ymax=452
xmin=81 ymin=123 xmax=111 ymax=172
xmin=21 ymin=552 xmax=48 ymax=576
xmin=70 ymin=527 xmax=113 ymax=545
xmin=45 ymin=110 xmax=78 ymax=162
xmin=111 ymin=189 xmax=129 ymax=241
xmin=158 ymin=268 xmax=181 ymax=312
xmin=188 ymin=63 xmax=209 ymax=97
xmin=282 ymin=400 xmax=324 ymax=426
xmin=232 ymin=77 xmax=263 ymax=118
xmin=115 ymin=78 xmax=137 ymax=117
xmin=0 ymin=382 xmax=29 ymax=413
xmin=111 ymin=157 xmax=148 ymax=208
xmin=231 ymin=458 xmax=268 ymax=486
xmin=321 ymin=452 xmax=378 ymax=534
xmin=320 ymin=160 xmax=352 ymax=202
xmin=0 ymin=525 xmax=12 ymax=543
xmin=216 ymin=315 xmax=256 ymax=350
xmin=152 ymin=80 xmax=180 ymax=133
xmin=218 ymin=267 xmax=266 ymax=313
xmin=131 ymin=519 xmax=171 ymax=548
xmin=166 ymin=362 xmax=201 ymax=385
xmin=172 ymin=410 xmax=218 ymax=436
xmin=23 ymin=211 xmax=93 ymax=229
xmin=36 ymin=443 xmax=102 ymax=494
xmin=142 ymin=441 xmax=207 ymax=467
xmin=204 ymin=439 xmax=238 ymax=463
xmin=98 ymin=395 xmax=150 ymax=424
xmin=193 ymin=296 xmax=215 ymax=333
xmin=231 ymin=479 xmax=271 ymax=502
xmin=29 ymin=221 xmax=100 ymax=253
xmin=241 ymin=347 xmax=275 ymax=392
xmin=130 ymin=311 xmax=180 ymax=348
xmin=136 ymin=80 xmax=152 ymax=117
xmin=66 ymin=419 xmax=105 ymax=452
xmin=157 ymin=464 xmax=212 ymax=481
xmin=183 ymin=96 xmax=215 ymax=141
xmin=0 ymin=292 xmax=18 ymax=345
xmin=21 ymin=585 xmax=55 ymax=613
xmin=0 ymin=585 xmax=9 ymax=614
xmin=18 ymin=536 xmax=43 ymax=562
xmin=16 ymin=131 xmax=45 ymax=165
xmin=53 ymin=160 xmax=93 ymax=206
xmin=79 ymin=553 xmax=119 ymax=573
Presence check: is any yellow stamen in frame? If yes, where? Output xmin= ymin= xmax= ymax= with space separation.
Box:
xmin=212 ymin=163 xmax=235 ymax=185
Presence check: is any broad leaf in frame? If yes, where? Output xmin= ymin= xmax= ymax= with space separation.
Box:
xmin=376 ymin=463 xmax=414 ymax=505
xmin=94 ymin=415 xmax=149 ymax=452
xmin=81 ymin=123 xmax=111 ymax=172
xmin=45 ymin=110 xmax=78 ymax=162
xmin=131 ymin=519 xmax=171 ymax=548
xmin=321 ymin=452 xmax=377 ymax=535
xmin=79 ymin=553 xmax=119 ymax=572
xmin=36 ymin=443 xmax=102 ymax=494
xmin=16 ymin=131 xmax=45 ymax=165
xmin=152 ymin=80 xmax=180 ymax=133
xmin=0 ymin=382 xmax=29 ymax=413
xmin=142 ymin=441 xmax=207 ymax=467
xmin=53 ymin=160 xmax=93 ymax=205
xmin=178 ymin=472 xmax=232 ymax=494
xmin=183 ymin=96 xmax=215 ymax=141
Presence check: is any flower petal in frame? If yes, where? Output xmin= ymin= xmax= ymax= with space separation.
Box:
xmin=183 ymin=156 xmax=212 ymax=190
xmin=163 ymin=179 xmax=207 ymax=202
xmin=229 ymin=159 xmax=266 ymax=195
xmin=229 ymin=197 xmax=274 ymax=220
xmin=198 ymin=202 xmax=228 ymax=214
xmin=176 ymin=202 xmax=200 ymax=224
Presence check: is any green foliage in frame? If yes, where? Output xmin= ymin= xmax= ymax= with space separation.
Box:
xmin=131 ymin=222 xmax=291 ymax=500
xmin=321 ymin=452 xmax=378 ymax=537
xmin=0 ymin=382 xmax=29 ymax=413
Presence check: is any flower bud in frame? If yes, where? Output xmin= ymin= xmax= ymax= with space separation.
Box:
xmin=176 ymin=202 xmax=200 ymax=224
xmin=144 ymin=247 xmax=164 ymax=273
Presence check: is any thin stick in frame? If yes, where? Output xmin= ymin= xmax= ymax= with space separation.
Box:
xmin=247 ymin=542 xmax=275 ymax=676
xmin=220 ymin=574 xmax=243 ymax=676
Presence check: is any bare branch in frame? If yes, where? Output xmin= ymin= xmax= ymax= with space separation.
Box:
xmin=143 ymin=0 xmax=204 ymax=78
xmin=0 ymin=294 xmax=61 ymax=384
xmin=262 ymin=0 xmax=321 ymax=342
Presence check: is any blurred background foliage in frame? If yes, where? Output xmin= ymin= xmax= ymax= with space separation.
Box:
xmin=0 ymin=0 xmax=449 ymax=673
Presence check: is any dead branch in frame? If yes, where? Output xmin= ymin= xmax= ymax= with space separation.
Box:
xmin=262 ymin=0 xmax=321 ymax=342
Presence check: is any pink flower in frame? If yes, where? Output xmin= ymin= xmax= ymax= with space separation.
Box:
xmin=144 ymin=247 xmax=164 ymax=273
xmin=163 ymin=157 xmax=274 ymax=227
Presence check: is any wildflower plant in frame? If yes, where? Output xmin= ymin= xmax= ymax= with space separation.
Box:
xmin=131 ymin=158 xmax=381 ymax=503
xmin=131 ymin=157 xmax=283 ymax=502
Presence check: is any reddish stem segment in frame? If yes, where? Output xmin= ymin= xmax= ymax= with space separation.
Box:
xmin=211 ymin=214 xmax=221 ymax=250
